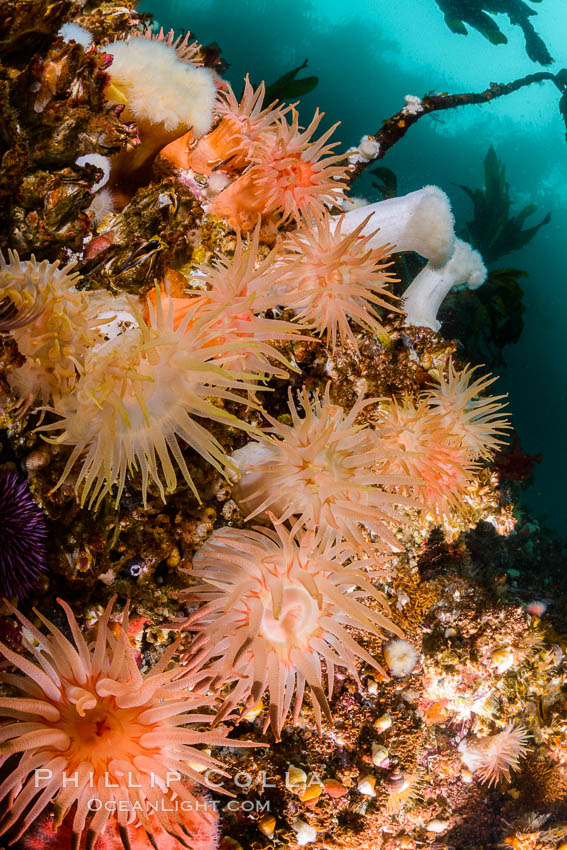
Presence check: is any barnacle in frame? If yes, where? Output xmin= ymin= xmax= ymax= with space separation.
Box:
xmin=182 ymin=523 xmax=402 ymax=738
xmin=0 ymin=597 xmax=252 ymax=847
xmin=41 ymin=291 xmax=262 ymax=509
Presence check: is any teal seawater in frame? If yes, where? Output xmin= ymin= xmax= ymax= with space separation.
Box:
xmin=140 ymin=0 xmax=567 ymax=536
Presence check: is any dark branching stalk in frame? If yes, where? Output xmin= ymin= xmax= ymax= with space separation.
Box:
xmin=347 ymin=70 xmax=567 ymax=185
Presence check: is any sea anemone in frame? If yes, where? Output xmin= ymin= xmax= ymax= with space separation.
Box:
xmin=186 ymin=75 xmax=290 ymax=174
xmin=0 ymin=596 xmax=250 ymax=847
xmin=336 ymin=186 xmax=456 ymax=267
xmin=230 ymin=385 xmax=418 ymax=552
xmin=182 ymin=523 xmax=403 ymax=738
xmin=383 ymin=638 xmax=419 ymax=678
xmin=40 ymin=291 xmax=262 ymax=509
xmin=104 ymin=36 xmax=215 ymax=136
xmin=402 ymin=237 xmax=486 ymax=332
xmin=425 ymin=360 xmax=511 ymax=460
xmin=0 ymin=251 xmax=96 ymax=407
xmin=209 ymin=108 xmax=348 ymax=231
xmin=459 ymin=723 xmax=530 ymax=786
xmin=20 ymin=801 xmax=219 ymax=850
xmin=148 ymin=228 xmax=301 ymax=378
xmin=375 ymin=394 xmax=473 ymax=516
xmin=104 ymin=35 xmax=216 ymax=200
xmin=0 ymin=469 xmax=47 ymax=599
xmin=276 ymin=209 xmax=400 ymax=351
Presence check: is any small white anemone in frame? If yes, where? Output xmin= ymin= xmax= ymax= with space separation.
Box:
xmin=58 ymin=22 xmax=93 ymax=48
xmin=383 ymin=638 xmax=419 ymax=677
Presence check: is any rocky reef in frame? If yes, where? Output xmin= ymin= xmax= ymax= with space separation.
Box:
xmin=0 ymin=3 xmax=566 ymax=850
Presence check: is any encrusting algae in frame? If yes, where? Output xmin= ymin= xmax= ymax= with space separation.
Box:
xmin=0 ymin=3 xmax=566 ymax=850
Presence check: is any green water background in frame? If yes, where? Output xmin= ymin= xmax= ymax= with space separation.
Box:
xmin=140 ymin=0 xmax=567 ymax=535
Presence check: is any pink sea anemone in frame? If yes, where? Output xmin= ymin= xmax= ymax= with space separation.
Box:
xmin=182 ymin=523 xmax=403 ymax=738
xmin=231 ymin=385 xmax=418 ymax=552
xmin=147 ymin=228 xmax=301 ymax=378
xmin=376 ymin=395 xmax=473 ymax=516
xmin=425 ymin=360 xmax=510 ymax=460
xmin=459 ymin=723 xmax=530 ymax=786
xmin=19 ymin=793 xmax=219 ymax=850
xmin=41 ymin=290 xmax=261 ymax=509
xmin=209 ymin=108 xmax=348 ymax=231
xmin=186 ymin=75 xmax=290 ymax=174
xmin=0 ymin=597 xmax=251 ymax=847
xmin=276 ymin=210 xmax=400 ymax=351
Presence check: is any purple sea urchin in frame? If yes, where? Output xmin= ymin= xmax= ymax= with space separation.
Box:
xmin=0 ymin=469 xmax=47 ymax=598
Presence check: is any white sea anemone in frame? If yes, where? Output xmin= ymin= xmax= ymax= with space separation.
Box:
xmin=58 ymin=22 xmax=93 ymax=48
xmin=403 ymin=238 xmax=487 ymax=331
xmin=336 ymin=186 xmax=456 ymax=267
xmin=383 ymin=638 xmax=419 ymax=677
xmin=105 ymin=37 xmax=216 ymax=136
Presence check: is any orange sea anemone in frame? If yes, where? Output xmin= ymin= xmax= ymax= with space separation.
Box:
xmin=277 ymin=210 xmax=400 ymax=351
xmin=376 ymin=395 xmax=473 ymax=517
xmin=182 ymin=523 xmax=403 ymax=738
xmin=0 ymin=597 xmax=251 ymax=848
xmin=41 ymin=291 xmax=262 ymax=509
xmin=425 ymin=361 xmax=511 ymax=460
xmin=0 ymin=251 xmax=98 ymax=408
xmin=231 ymin=385 xmax=418 ymax=552
xmin=209 ymin=108 xmax=348 ymax=230
xmin=186 ymin=75 xmax=291 ymax=174
xmin=20 ymin=801 xmax=219 ymax=850
xmin=148 ymin=229 xmax=302 ymax=378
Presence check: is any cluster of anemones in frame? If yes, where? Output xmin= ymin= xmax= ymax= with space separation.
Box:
xmin=1 ymin=237 xmax=310 ymax=509
xmin=177 ymin=359 xmax=509 ymax=735
xmin=231 ymin=385 xmax=417 ymax=552
xmin=0 ymin=596 xmax=251 ymax=848
xmin=179 ymin=76 xmax=349 ymax=232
